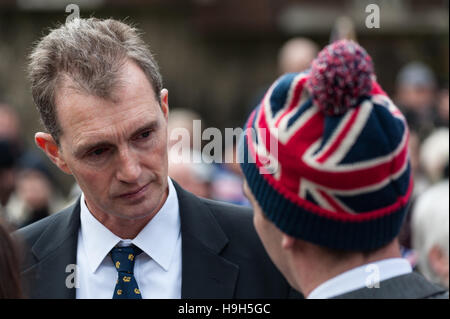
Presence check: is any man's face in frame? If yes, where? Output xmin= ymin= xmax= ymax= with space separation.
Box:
xmin=54 ymin=60 xmax=169 ymax=221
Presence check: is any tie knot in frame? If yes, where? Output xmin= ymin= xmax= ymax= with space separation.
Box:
xmin=110 ymin=245 xmax=142 ymax=274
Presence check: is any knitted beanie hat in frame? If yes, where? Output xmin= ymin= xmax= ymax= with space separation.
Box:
xmin=240 ymin=40 xmax=413 ymax=251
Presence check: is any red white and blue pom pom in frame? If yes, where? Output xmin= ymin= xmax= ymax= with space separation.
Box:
xmin=307 ymin=39 xmax=374 ymax=116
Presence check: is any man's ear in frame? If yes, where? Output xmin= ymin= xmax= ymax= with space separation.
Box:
xmin=281 ymin=234 xmax=297 ymax=250
xmin=160 ymin=88 xmax=169 ymax=120
xmin=35 ymin=132 xmax=72 ymax=175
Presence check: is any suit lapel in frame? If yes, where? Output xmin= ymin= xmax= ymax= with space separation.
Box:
xmin=174 ymin=183 xmax=239 ymax=298
xmin=22 ymin=200 xmax=80 ymax=299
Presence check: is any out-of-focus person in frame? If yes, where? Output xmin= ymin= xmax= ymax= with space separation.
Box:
xmin=211 ymin=141 xmax=249 ymax=206
xmin=251 ymin=37 xmax=319 ymax=113
xmin=0 ymin=104 xmax=22 ymax=214
xmin=395 ymin=62 xmax=438 ymax=139
xmin=0 ymin=218 xmax=22 ymax=298
xmin=0 ymin=104 xmax=22 ymax=148
xmin=408 ymin=131 xmax=428 ymax=195
xmin=0 ymin=140 xmax=17 ymax=217
xmin=6 ymin=169 xmax=55 ymax=229
xmin=0 ymin=104 xmax=28 ymax=167
xmin=412 ymin=180 xmax=449 ymax=289
xmin=278 ymin=37 xmax=319 ymax=75
xmin=435 ymin=88 xmax=449 ymax=127
xmin=168 ymin=108 xmax=203 ymax=152
xmin=166 ymin=108 xmax=249 ymax=206
xmin=398 ymin=127 xmax=448 ymax=264
xmin=4 ymin=151 xmax=66 ymax=229
xmin=329 ymin=16 xmax=357 ymax=43
xmin=167 ymin=108 xmax=216 ymax=198
xmin=420 ymin=127 xmax=449 ymax=184
xmin=1 ymin=103 xmax=66 ymax=228
xmin=168 ymin=148 xmax=213 ymax=199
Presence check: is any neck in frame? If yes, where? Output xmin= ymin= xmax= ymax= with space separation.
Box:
xmin=85 ymin=188 xmax=168 ymax=239
xmin=95 ymin=213 xmax=154 ymax=239
xmin=294 ymin=240 xmax=401 ymax=297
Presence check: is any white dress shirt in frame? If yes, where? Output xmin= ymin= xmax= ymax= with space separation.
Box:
xmin=307 ymin=258 xmax=412 ymax=299
xmin=76 ymin=178 xmax=182 ymax=299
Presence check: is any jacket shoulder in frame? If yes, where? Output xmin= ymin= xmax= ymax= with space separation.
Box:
xmin=197 ymin=197 xmax=303 ymax=298
xmin=198 ymin=198 xmax=255 ymax=241
xmin=200 ymin=197 xmax=253 ymax=221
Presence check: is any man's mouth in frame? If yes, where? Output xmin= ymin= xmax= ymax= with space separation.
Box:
xmin=115 ymin=183 xmax=150 ymax=199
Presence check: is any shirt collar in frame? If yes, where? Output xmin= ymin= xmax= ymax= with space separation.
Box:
xmin=307 ymin=258 xmax=413 ymax=299
xmin=79 ymin=177 xmax=180 ymax=273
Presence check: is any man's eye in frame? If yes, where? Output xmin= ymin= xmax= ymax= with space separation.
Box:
xmin=137 ymin=130 xmax=151 ymax=140
xmin=89 ymin=148 xmax=108 ymax=157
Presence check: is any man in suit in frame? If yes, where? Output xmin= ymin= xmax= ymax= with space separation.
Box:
xmin=17 ymin=17 xmax=297 ymax=299
xmin=239 ymin=40 xmax=448 ymax=299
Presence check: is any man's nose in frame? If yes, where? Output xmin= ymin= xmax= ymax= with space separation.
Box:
xmin=116 ymin=148 xmax=142 ymax=183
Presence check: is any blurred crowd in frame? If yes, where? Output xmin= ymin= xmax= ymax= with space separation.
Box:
xmin=394 ymin=60 xmax=449 ymax=289
xmin=0 ymin=104 xmax=67 ymax=229
xmin=1 ymin=34 xmax=449 ymax=293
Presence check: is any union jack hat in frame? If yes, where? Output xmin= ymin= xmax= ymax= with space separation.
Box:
xmin=240 ymin=40 xmax=413 ymax=251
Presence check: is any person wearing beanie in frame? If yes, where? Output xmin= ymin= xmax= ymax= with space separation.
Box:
xmin=240 ymin=40 xmax=448 ymax=299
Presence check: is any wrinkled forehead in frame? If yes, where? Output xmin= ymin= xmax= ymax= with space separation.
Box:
xmin=55 ymin=59 xmax=158 ymax=106
xmin=55 ymin=60 xmax=162 ymax=139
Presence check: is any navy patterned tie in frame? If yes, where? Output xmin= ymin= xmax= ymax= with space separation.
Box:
xmin=110 ymin=245 xmax=142 ymax=299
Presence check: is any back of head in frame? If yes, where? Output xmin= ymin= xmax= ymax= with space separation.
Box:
xmin=412 ymin=181 xmax=449 ymax=287
xmin=241 ymin=40 xmax=412 ymax=252
xmin=28 ymin=18 xmax=162 ymax=143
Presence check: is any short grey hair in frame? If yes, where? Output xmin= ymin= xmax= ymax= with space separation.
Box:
xmin=27 ymin=18 xmax=163 ymax=143
xmin=412 ymin=180 xmax=449 ymax=286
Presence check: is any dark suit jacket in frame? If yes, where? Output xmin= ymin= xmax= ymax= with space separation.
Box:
xmin=16 ymin=182 xmax=300 ymax=299
xmin=333 ymin=272 xmax=448 ymax=299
